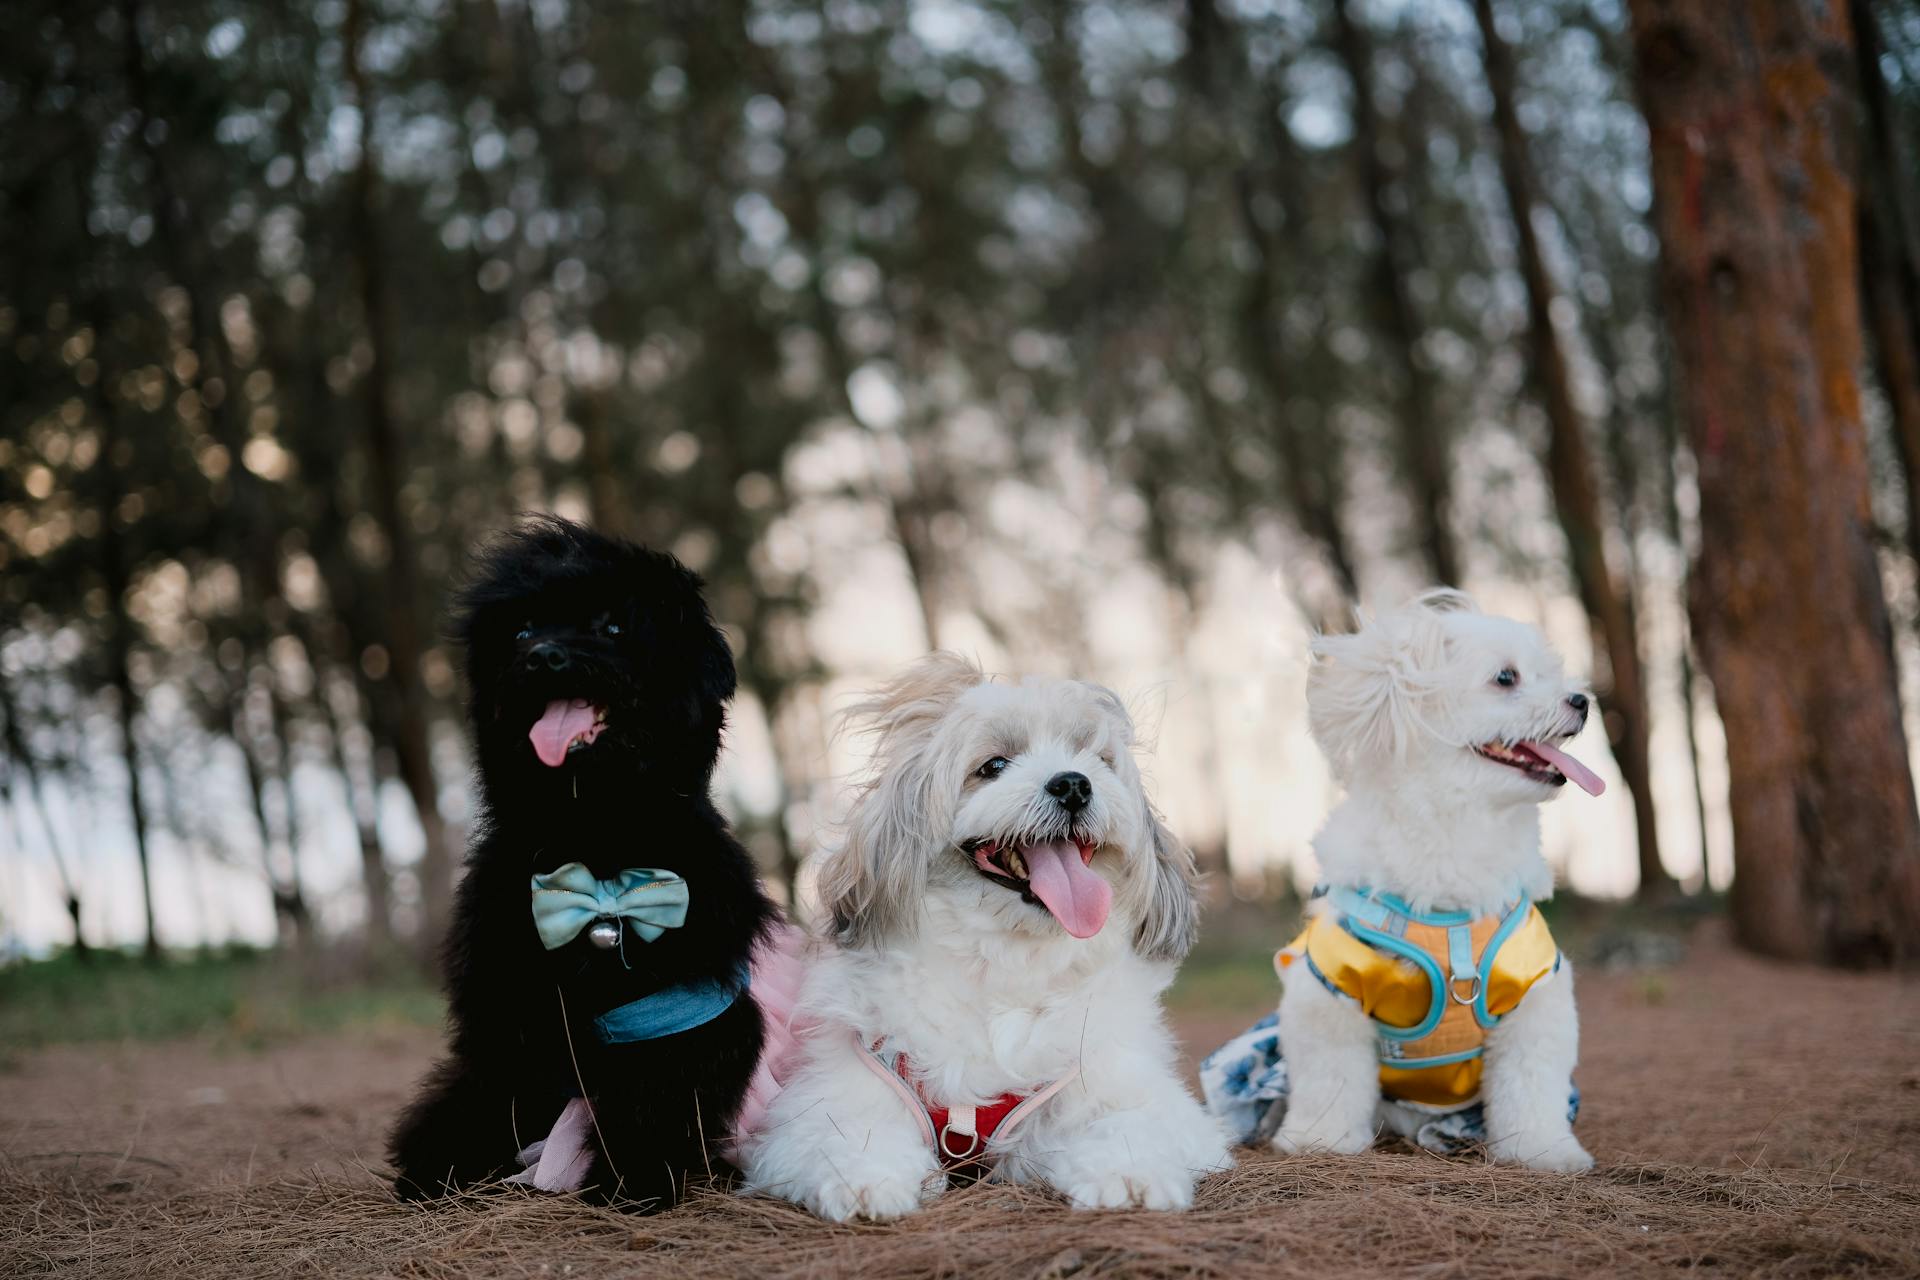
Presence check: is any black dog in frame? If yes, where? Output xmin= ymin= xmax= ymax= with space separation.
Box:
xmin=390 ymin=517 xmax=776 ymax=1209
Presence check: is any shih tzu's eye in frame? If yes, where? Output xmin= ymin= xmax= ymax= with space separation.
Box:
xmin=1099 ymin=750 xmax=1117 ymax=768
xmin=1494 ymin=667 xmax=1519 ymax=688
xmin=976 ymin=756 xmax=1011 ymax=780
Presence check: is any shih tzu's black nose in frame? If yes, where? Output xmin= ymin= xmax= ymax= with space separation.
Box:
xmin=1046 ymin=771 xmax=1092 ymax=811
xmin=527 ymin=641 xmax=572 ymax=672
xmin=1566 ymin=692 xmax=1589 ymax=721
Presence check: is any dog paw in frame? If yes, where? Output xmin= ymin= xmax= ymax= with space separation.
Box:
xmin=805 ymin=1171 xmax=935 ymax=1222
xmin=1490 ymin=1131 xmax=1594 ymax=1174
xmin=1062 ymin=1166 xmax=1196 ymax=1211
xmin=1272 ymin=1122 xmax=1372 ymax=1157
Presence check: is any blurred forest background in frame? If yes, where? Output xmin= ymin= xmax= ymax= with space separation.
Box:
xmin=4 ymin=0 xmax=1919 ymax=982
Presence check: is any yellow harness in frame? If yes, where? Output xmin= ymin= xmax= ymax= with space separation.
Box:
xmin=1277 ymin=887 xmax=1561 ymax=1109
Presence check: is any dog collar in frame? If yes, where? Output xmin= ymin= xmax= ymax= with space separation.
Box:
xmin=853 ymin=1031 xmax=1077 ymax=1168
xmin=594 ymin=961 xmax=751 ymax=1044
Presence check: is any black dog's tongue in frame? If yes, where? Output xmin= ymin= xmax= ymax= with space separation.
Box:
xmin=530 ymin=699 xmax=598 ymax=767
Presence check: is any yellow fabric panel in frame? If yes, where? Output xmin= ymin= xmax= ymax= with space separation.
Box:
xmin=1380 ymin=1058 xmax=1484 ymax=1108
xmin=1485 ymin=906 xmax=1559 ymax=1017
xmin=1288 ymin=916 xmax=1430 ymax=1030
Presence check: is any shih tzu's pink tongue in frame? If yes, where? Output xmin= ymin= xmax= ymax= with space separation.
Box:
xmin=530 ymin=698 xmax=598 ymax=767
xmin=1022 ymin=838 xmax=1111 ymax=939
xmin=1520 ymin=740 xmax=1606 ymax=796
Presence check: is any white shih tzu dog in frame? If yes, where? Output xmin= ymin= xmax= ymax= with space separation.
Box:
xmin=1204 ymin=591 xmax=1601 ymax=1173
xmin=739 ymin=653 xmax=1230 ymax=1220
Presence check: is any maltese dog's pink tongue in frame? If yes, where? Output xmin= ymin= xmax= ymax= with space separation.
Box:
xmin=1520 ymin=740 xmax=1606 ymax=796
xmin=1022 ymin=838 xmax=1111 ymax=939
xmin=530 ymin=699 xmax=598 ymax=767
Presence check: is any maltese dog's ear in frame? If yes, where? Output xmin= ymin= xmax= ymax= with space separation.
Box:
xmin=1077 ymin=682 xmax=1199 ymax=960
xmin=1135 ymin=801 xmax=1200 ymax=961
xmin=818 ymin=652 xmax=985 ymax=948
xmin=1308 ymin=592 xmax=1477 ymax=768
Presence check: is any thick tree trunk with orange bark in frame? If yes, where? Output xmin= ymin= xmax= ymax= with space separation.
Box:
xmin=1629 ymin=0 xmax=1920 ymax=964
xmin=1473 ymin=0 xmax=1673 ymax=900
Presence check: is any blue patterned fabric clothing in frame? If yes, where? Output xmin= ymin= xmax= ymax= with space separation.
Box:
xmin=1199 ymin=1013 xmax=1580 ymax=1154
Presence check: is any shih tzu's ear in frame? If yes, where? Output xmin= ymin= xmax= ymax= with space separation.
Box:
xmin=818 ymin=652 xmax=985 ymax=949
xmin=1134 ymin=801 xmax=1200 ymax=961
xmin=1307 ymin=591 xmax=1476 ymax=769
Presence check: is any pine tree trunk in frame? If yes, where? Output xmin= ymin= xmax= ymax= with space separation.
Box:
xmin=101 ymin=439 xmax=160 ymax=963
xmin=1629 ymin=0 xmax=1920 ymax=964
xmin=1474 ymin=0 xmax=1673 ymax=899
xmin=346 ymin=0 xmax=454 ymax=954
xmin=1330 ymin=0 xmax=1460 ymax=587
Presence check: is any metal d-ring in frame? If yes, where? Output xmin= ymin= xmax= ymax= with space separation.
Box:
xmin=1448 ymin=973 xmax=1484 ymax=1007
xmin=938 ymin=1123 xmax=984 ymax=1162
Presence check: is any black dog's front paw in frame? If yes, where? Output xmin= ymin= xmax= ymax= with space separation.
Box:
xmin=387 ymin=1061 xmax=528 ymax=1200
xmin=575 ymin=1147 xmax=686 ymax=1213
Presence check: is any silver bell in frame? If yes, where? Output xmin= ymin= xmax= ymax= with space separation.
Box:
xmin=586 ymin=919 xmax=622 ymax=949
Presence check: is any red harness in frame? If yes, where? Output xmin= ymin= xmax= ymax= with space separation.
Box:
xmin=854 ymin=1032 xmax=1077 ymax=1167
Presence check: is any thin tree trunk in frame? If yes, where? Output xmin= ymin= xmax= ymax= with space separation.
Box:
xmin=0 ymin=671 xmax=87 ymax=956
xmin=102 ymin=466 xmax=160 ymax=963
xmin=346 ymin=0 xmax=454 ymax=953
xmin=1228 ymin=140 xmax=1361 ymax=605
xmin=1630 ymin=0 xmax=1920 ymax=964
xmin=1329 ymin=0 xmax=1460 ymax=587
xmin=318 ymin=661 xmax=394 ymax=954
xmin=1474 ymin=0 xmax=1673 ymax=899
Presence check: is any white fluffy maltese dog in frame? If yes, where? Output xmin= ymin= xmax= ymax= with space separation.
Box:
xmin=739 ymin=652 xmax=1230 ymax=1220
xmin=1209 ymin=591 xmax=1601 ymax=1173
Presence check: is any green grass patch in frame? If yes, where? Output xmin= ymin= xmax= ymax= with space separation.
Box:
xmin=0 ymin=946 xmax=443 ymax=1055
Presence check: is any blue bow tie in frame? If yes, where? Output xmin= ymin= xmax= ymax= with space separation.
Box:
xmin=530 ymin=863 xmax=690 ymax=951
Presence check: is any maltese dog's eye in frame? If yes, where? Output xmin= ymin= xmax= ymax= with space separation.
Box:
xmin=1494 ymin=667 xmax=1519 ymax=688
xmin=976 ymin=756 xmax=1011 ymax=780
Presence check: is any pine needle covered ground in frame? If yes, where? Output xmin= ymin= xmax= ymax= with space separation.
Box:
xmin=4 ymin=925 xmax=1916 ymax=1279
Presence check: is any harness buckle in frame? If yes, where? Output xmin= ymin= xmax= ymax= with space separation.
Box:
xmin=938 ymin=1123 xmax=984 ymax=1162
xmin=1448 ymin=973 xmax=1484 ymax=1007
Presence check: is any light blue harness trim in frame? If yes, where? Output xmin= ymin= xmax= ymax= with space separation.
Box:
xmin=1471 ymin=897 xmax=1532 ymax=1029
xmin=593 ymin=961 xmax=750 ymax=1044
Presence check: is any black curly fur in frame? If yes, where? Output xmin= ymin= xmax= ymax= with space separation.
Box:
xmin=388 ymin=517 xmax=776 ymax=1211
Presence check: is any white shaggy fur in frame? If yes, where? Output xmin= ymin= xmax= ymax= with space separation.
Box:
xmin=740 ymin=653 xmax=1231 ymax=1220
xmin=1274 ymin=591 xmax=1596 ymax=1173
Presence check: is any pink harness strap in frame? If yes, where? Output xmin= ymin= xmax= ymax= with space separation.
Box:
xmin=853 ymin=1031 xmax=1078 ymax=1168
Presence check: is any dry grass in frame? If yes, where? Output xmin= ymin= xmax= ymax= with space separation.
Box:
xmin=5 ymin=1151 xmax=1916 ymax=1279
xmin=3 ymin=924 xmax=1916 ymax=1278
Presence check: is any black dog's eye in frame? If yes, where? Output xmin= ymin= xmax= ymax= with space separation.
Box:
xmin=1494 ymin=667 xmax=1519 ymax=688
xmin=976 ymin=756 xmax=1011 ymax=780
xmin=604 ymin=622 xmax=621 ymax=636
xmin=514 ymin=623 xmax=534 ymax=642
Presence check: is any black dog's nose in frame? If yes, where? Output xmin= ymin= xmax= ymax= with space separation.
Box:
xmin=1566 ymin=692 xmax=1589 ymax=720
xmin=528 ymin=641 xmax=571 ymax=672
xmin=1045 ymin=771 xmax=1092 ymax=811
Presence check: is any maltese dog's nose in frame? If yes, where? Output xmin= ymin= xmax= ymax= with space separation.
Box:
xmin=1046 ymin=771 xmax=1093 ymax=812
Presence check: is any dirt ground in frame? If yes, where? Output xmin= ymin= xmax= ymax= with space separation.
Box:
xmin=4 ymin=924 xmax=1917 ymax=1278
